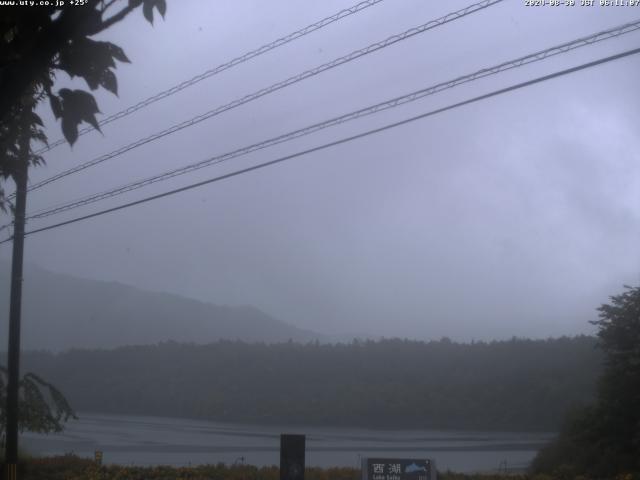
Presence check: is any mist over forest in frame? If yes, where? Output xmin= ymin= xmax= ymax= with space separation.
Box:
xmin=0 ymin=261 xmax=606 ymax=433
xmin=1 ymin=0 xmax=639 ymax=477
xmin=18 ymin=336 xmax=600 ymax=432
xmin=0 ymin=262 xmax=323 ymax=350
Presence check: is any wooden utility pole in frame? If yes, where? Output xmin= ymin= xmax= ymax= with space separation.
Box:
xmin=4 ymin=108 xmax=30 ymax=480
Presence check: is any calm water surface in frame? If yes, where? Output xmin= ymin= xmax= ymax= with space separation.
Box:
xmin=22 ymin=413 xmax=554 ymax=473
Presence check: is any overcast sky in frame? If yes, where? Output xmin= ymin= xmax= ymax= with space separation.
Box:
xmin=1 ymin=0 xmax=639 ymax=341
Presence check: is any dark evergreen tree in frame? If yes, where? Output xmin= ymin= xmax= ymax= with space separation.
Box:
xmin=533 ymin=286 xmax=640 ymax=477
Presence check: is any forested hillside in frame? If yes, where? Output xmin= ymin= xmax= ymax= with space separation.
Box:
xmin=20 ymin=336 xmax=601 ymax=431
xmin=0 ymin=262 xmax=322 ymax=350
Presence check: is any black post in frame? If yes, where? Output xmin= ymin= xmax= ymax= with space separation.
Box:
xmin=280 ymin=434 xmax=305 ymax=480
xmin=4 ymin=110 xmax=30 ymax=480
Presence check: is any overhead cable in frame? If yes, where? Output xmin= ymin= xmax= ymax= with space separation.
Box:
xmin=23 ymin=18 xmax=640 ymax=221
xmin=2 ymin=45 xmax=638 ymax=244
xmin=34 ymin=0 xmax=388 ymax=155
xmin=20 ymin=0 xmax=504 ymax=196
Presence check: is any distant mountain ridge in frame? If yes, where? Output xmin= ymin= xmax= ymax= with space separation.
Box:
xmin=0 ymin=262 xmax=323 ymax=351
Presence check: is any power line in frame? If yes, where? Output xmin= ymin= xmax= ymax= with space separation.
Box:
xmin=3 ymin=45 xmax=638 ymax=245
xmin=23 ymin=18 xmax=640 ymax=221
xmin=33 ymin=0 xmax=388 ymax=155
xmin=19 ymin=0 xmax=504 ymax=196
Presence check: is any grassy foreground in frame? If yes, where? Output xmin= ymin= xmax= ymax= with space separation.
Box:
xmin=7 ymin=455 xmax=640 ymax=480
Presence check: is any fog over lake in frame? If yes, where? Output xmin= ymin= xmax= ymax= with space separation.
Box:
xmin=2 ymin=1 xmax=638 ymax=477
xmin=22 ymin=413 xmax=553 ymax=474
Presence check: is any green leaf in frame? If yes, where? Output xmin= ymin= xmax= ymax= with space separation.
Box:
xmin=30 ymin=154 xmax=45 ymax=167
xmin=81 ymin=112 xmax=101 ymax=133
xmin=140 ymin=0 xmax=166 ymax=24
xmin=58 ymin=89 xmax=102 ymax=145
xmin=100 ymin=69 xmax=118 ymax=96
xmin=50 ymin=95 xmax=62 ymax=119
xmin=31 ymin=130 xmax=48 ymax=148
xmin=61 ymin=115 xmax=78 ymax=146
xmin=59 ymin=88 xmax=100 ymax=115
xmin=83 ymin=72 xmax=101 ymax=90
xmin=77 ymin=7 xmax=103 ymax=36
xmin=143 ymin=0 xmax=154 ymax=24
xmin=92 ymin=41 xmax=117 ymax=69
xmin=58 ymin=38 xmax=117 ymax=91
xmin=107 ymin=42 xmax=130 ymax=63
xmin=156 ymin=0 xmax=166 ymax=18
xmin=29 ymin=111 xmax=43 ymax=127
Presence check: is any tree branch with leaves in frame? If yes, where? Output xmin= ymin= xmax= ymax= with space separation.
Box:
xmin=0 ymin=0 xmax=167 ymax=211
xmin=0 ymin=366 xmax=77 ymax=448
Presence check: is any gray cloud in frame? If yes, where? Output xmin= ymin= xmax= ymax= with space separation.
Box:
xmin=2 ymin=0 xmax=639 ymax=343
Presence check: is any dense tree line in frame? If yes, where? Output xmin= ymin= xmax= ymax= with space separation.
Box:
xmin=533 ymin=286 xmax=640 ymax=477
xmin=19 ymin=336 xmax=600 ymax=432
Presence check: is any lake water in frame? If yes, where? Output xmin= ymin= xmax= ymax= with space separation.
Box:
xmin=21 ymin=413 xmax=554 ymax=473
